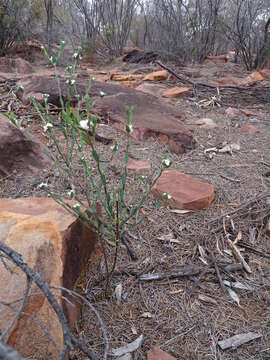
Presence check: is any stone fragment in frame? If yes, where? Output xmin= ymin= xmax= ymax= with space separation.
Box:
xmin=152 ymin=170 xmax=214 ymax=210
xmin=127 ymin=158 xmax=151 ymax=173
xmin=0 ymin=197 xmax=99 ymax=359
xmin=240 ymin=108 xmax=258 ymax=117
xmin=136 ymin=83 xmax=166 ymax=97
xmin=266 ymin=218 xmax=270 ymax=237
xmin=225 ymin=107 xmax=240 ymax=119
xmin=147 ymin=347 xmax=176 ymax=360
xmin=0 ymin=57 xmax=34 ymax=74
xmin=240 ymin=71 xmax=265 ymax=86
xmin=144 ymin=70 xmax=168 ymax=81
xmin=0 ymin=113 xmax=49 ymax=176
xmin=111 ymin=73 xmax=144 ymax=82
xmin=216 ymin=76 xmax=241 ymax=85
xmin=163 ymin=87 xmax=190 ymax=98
xmin=194 ymin=118 xmax=217 ymax=129
xmin=240 ymin=124 xmax=259 ymax=135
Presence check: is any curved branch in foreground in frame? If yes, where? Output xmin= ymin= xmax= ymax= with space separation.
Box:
xmin=0 ymin=341 xmax=24 ymax=360
xmin=0 ymin=242 xmax=98 ymax=360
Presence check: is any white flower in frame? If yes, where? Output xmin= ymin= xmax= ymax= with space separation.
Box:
xmin=72 ymin=203 xmax=80 ymax=212
xmin=38 ymin=182 xmax=48 ymax=190
xmin=43 ymin=93 xmax=49 ymax=100
xmin=79 ymin=120 xmax=90 ymax=131
xmin=99 ymin=90 xmax=106 ymax=97
xmin=162 ymin=158 xmax=172 ymax=168
xmin=43 ymin=123 xmax=53 ymax=132
xmin=126 ymin=124 xmax=133 ymax=134
xmin=139 ymin=175 xmax=147 ymax=180
xmin=41 ymin=45 xmax=45 ymax=51
xmin=110 ymin=142 xmax=118 ymax=151
xmin=61 ymin=40 xmax=66 ymax=45
xmin=18 ymin=85 xmax=24 ymax=92
xmin=80 ymin=156 xmax=85 ymax=161
xmin=163 ymin=192 xmax=172 ymax=200
xmin=67 ymin=188 xmax=75 ymax=199
xmin=66 ymin=79 xmax=76 ymax=86
xmin=66 ymin=65 xmax=72 ymax=72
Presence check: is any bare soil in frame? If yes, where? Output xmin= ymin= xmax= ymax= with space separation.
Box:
xmin=1 ymin=58 xmax=270 ymax=360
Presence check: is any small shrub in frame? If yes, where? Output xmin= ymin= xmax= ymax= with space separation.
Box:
xmin=12 ymin=43 xmax=172 ymax=291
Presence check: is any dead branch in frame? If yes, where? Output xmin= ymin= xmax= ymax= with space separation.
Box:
xmin=208 ymin=191 xmax=270 ymax=225
xmin=209 ymin=252 xmax=226 ymax=293
xmin=227 ymin=239 xmax=252 ymax=274
xmin=139 ymin=263 xmax=243 ymax=282
xmin=0 ymin=341 xmax=24 ymax=360
xmin=155 ymin=61 xmax=270 ymax=105
xmin=0 ymin=241 xmax=101 ymax=360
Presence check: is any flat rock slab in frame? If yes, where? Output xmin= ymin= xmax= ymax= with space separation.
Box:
xmin=94 ymin=91 xmax=195 ymax=154
xmin=144 ymin=70 xmax=168 ymax=81
xmin=147 ymin=347 xmax=176 ymax=360
xmin=0 ymin=57 xmax=34 ymax=74
xmin=16 ymin=75 xmax=194 ymax=154
xmin=152 ymin=170 xmax=215 ymax=210
xmin=136 ymin=83 xmax=167 ymax=97
xmin=127 ymin=158 xmax=151 ymax=173
xmin=163 ymin=87 xmax=191 ymax=98
xmin=240 ymin=124 xmax=259 ymax=134
xmin=0 ymin=113 xmax=50 ymax=176
xmin=194 ymin=118 xmax=217 ymax=129
xmin=0 ymin=197 xmax=99 ymax=359
xmin=16 ymin=75 xmax=132 ymax=106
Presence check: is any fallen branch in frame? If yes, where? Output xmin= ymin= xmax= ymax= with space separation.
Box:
xmin=0 ymin=341 xmax=24 ymax=360
xmin=209 ymin=252 xmax=226 ymax=293
xmin=208 ymin=191 xmax=270 ymax=225
xmin=155 ymin=61 xmax=270 ymax=105
xmin=0 ymin=242 xmax=102 ymax=360
xmin=139 ymin=263 xmax=243 ymax=282
xmin=227 ymin=239 xmax=252 ymax=274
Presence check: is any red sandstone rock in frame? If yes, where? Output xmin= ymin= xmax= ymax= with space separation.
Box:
xmin=0 ymin=197 xmax=99 ymax=359
xmin=163 ymin=87 xmax=191 ymax=98
xmin=128 ymin=158 xmax=151 ymax=173
xmin=240 ymin=108 xmax=258 ymax=117
xmin=240 ymin=124 xmax=259 ymax=134
xmin=225 ymin=107 xmax=240 ymax=119
xmin=147 ymin=347 xmax=176 ymax=360
xmin=0 ymin=57 xmax=34 ymax=74
xmin=152 ymin=170 xmax=215 ymax=210
xmin=136 ymin=83 xmax=166 ymax=97
xmin=239 ymin=71 xmax=265 ymax=86
xmin=16 ymin=75 xmax=195 ymax=154
xmin=0 ymin=113 xmax=50 ymax=176
xmin=144 ymin=70 xmax=168 ymax=81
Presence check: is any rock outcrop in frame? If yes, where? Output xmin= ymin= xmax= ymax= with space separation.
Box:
xmin=0 ymin=197 xmax=99 ymax=359
xmin=16 ymin=75 xmax=195 ymax=154
xmin=0 ymin=113 xmax=49 ymax=176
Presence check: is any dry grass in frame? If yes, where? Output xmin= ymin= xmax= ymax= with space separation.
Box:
xmin=1 ymin=66 xmax=270 ymax=360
